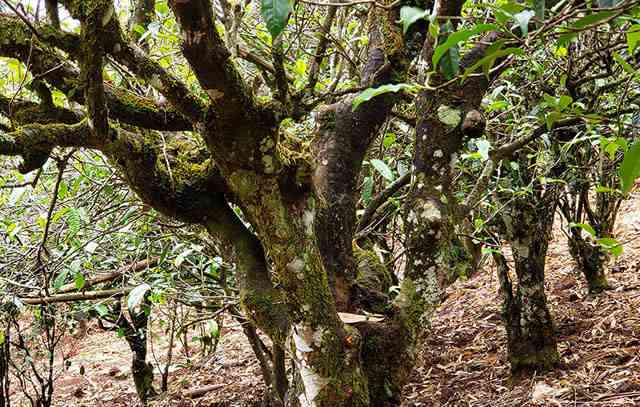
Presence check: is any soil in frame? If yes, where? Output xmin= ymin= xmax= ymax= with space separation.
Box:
xmin=9 ymin=196 xmax=640 ymax=406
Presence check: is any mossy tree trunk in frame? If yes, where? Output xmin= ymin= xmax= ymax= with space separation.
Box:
xmin=496 ymin=189 xmax=560 ymax=373
xmin=559 ymin=183 xmax=619 ymax=294
xmin=567 ymin=232 xmax=609 ymax=293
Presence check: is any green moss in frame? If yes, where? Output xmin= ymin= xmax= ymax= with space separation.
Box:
xmin=354 ymin=246 xmax=393 ymax=293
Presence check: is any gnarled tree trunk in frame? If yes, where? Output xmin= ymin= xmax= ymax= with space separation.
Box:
xmin=495 ymin=190 xmax=560 ymax=373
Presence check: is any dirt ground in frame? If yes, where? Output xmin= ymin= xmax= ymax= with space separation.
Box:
xmin=9 ymin=195 xmax=640 ymax=406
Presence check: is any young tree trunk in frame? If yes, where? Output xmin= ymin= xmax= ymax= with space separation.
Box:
xmin=114 ymin=300 xmax=157 ymax=405
xmin=129 ymin=340 xmax=157 ymax=404
xmin=567 ymin=233 xmax=609 ymax=294
xmin=497 ymin=194 xmax=560 ymax=373
xmin=0 ymin=325 xmax=8 ymax=407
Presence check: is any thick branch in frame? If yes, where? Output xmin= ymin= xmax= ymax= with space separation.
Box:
xmin=168 ymin=0 xmax=254 ymax=117
xmin=312 ymin=6 xmax=407 ymax=310
xmin=78 ymin=1 xmax=111 ymax=139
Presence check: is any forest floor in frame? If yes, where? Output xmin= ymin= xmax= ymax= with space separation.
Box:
xmin=11 ymin=195 xmax=640 ymax=407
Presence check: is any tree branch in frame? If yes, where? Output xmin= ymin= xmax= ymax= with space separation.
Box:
xmin=168 ymin=0 xmax=254 ymax=117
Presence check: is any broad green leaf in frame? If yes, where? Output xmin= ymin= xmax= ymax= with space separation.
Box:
xmin=74 ymin=273 xmax=86 ymax=290
xmin=208 ymin=320 xmax=221 ymax=339
xmin=439 ymin=44 xmax=460 ymax=79
xmin=545 ymin=111 xmax=564 ymax=130
xmin=0 ymin=332 xmax=4 ymax=345
xmin=352 ymin=83 xmax=417 ymax=111
xmin=261 ymin=0 xmax=291 ymax=38
xmin=371 ymin=159 xmax=395 ymax=181
xmin=569 ymin=222 xmax=596 ymax=237
xmin=597 ymin=237 xmax=623 ymax=256
xmin=571 ymin=11 xmax=614 ymax=29
xmin=399 ymin=6 xmax=429 ymax=34
xmin=513 ymin=10 xmax=535 ymax=36
xmin=383 ymin=133 xmax=397 ymax=148
xmin=155 ymin=2 xmax=170 ymax=15
xmin=619 ymin=141 xmax=640 ymax=193
xmin=558 ymin=95 xmax=572 ymax=110
xmin=127 ymin=283 xmax=151 ymax=310
xmin=628 ymin=25 xmax=640 ymax=54
xmin=432 ymin=24 xmax=497 ymax=70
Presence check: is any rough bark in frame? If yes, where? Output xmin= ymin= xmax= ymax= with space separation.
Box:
xmin=567 ymin=233 xmax=609 ymax=294
xmin=496 ymin=189 xmax=560 ymax=373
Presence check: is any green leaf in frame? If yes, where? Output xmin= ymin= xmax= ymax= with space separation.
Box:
xmin=371 ymin=159 xmax=395 ymax=181
xmin=383 ymin=133 xmax=397 ymax=148
xmin=127 ymin=283 xmax=151 ymax=310
xmin=208 ymin=320 xmax=221 ymax=339
xmin=569 ymin=222 xmax=596 ymax=237
xmin=571 ymin=11 xmax=614 ymax=29
xmin=74 ymin=273 xmax=86 ymax=290
xmin=545 ymin=111 xmax=564 ymax=130
xmin=95 ymin=304 xmax=109 ymax=317
xmin=52 ymin=269 xmax=69 ymax=290
xmin=462 ymin=46 xmax=524 ymax=80
xmin=432 ymin=24 xmax=497 ymax=70
xmin=261 ymin=0 xmax=291 ymax=38
xmin=594 ymin=185 xmax=617 ymax=193
xmin=619 ymin=141 xmax=640 ymax=193
xmin=66 ymin=208 xmax=81 ymax=238
xmin=0 ymin=332 xmax=4 ymax=345
xmin=613 ymin=52 xmax=635 ymax=74
xmin=352 ymin=83 xmax=417 ymax=111
xmin=155 ymin=2 xmax=170 ymax=15
xmin=399 ymin=6 xmax=429 ymax=34
xmin=558 ymin=95 xmax=573 ymax=111
xmin=627 ymin=25 xmax=640 ymax=54
xmin=57 ymin=181 xmax=68 ymax=200
xmin=439 ymin=44 xmax=460 ymax=79
xmin=597 ymin=237 xmax=623 ymax=257
xmin=513 ymin=10 xmax=535 ymax=36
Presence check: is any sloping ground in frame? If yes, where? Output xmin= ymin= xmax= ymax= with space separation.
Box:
xmin=45 ymin=322 xmax=265 ymax=406
xmin=403 ymin=196 xmax=640 ymax=406
xmin=15 ymin=196 xmax=640 ymax=406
